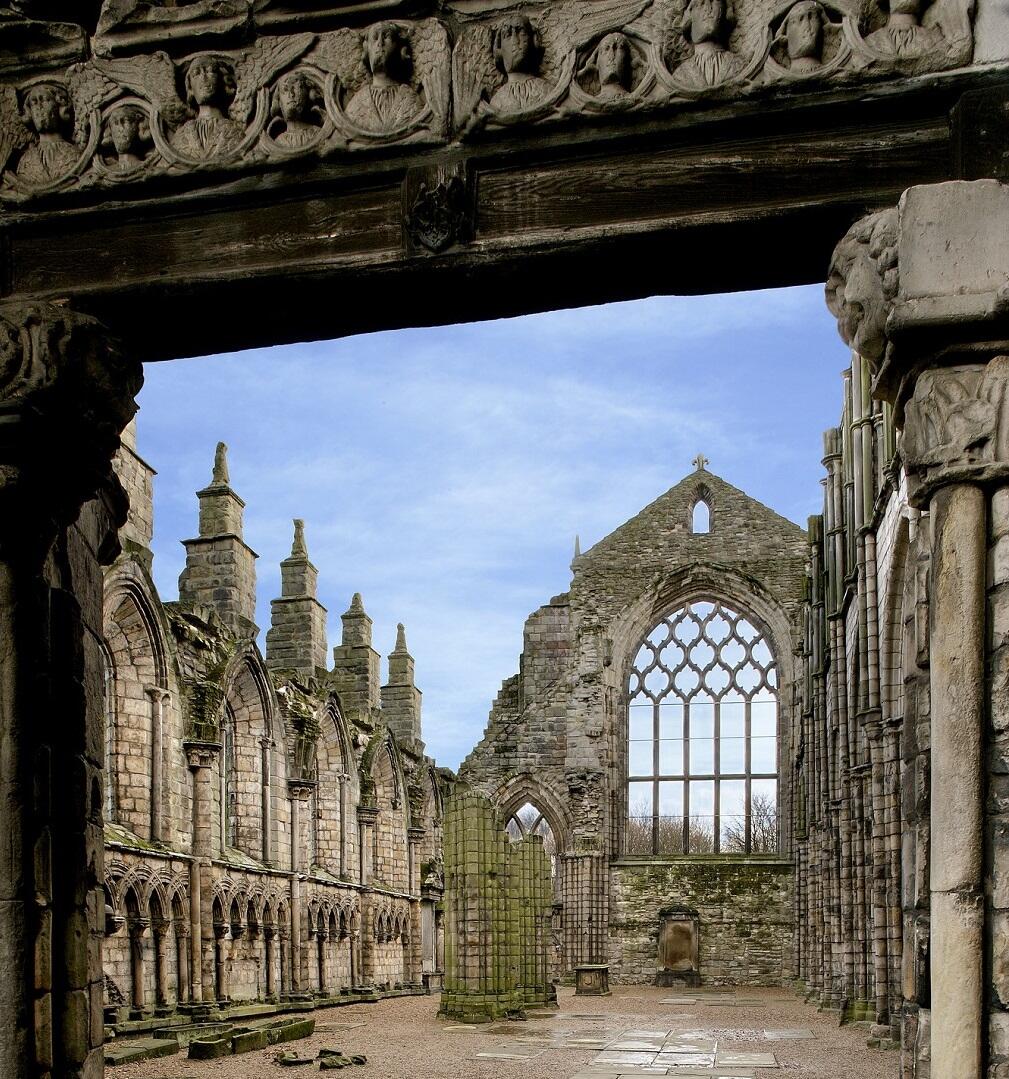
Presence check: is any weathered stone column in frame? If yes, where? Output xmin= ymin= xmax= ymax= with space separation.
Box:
xmin=289 ymin=781 xmax=313 ymax=996
xmin=408 ymin=827 xmax=425 ymax=986
xmin=153 ymin=920 xmax=170 ymax=1009
xmin=264 ymin=925 xmax=280 ymax=1000
xmin=186 ymin=743 xmax=220 ymax=1005
xmin=128 ymin=919 xmax=150 ymax=1017
xmin=827 ymin=181 xmax=1009 ymax=1079
xmin=0 ymin=302 xmax=141 ymax=1079
xmin=317 ymin=928 xmax=329 ymax=995
xmin=261 ymin=737 xmax=273 ymax=865
xmin=214 ymin=921 xmax=230 ymax=1003
xmin=146 ymin=688 xmax=168 ymax=844
xmin=175 ymin=923 xmax=191 ymax=1005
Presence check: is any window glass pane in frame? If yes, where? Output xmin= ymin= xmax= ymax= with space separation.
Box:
xmin=721 ymin=700 xmax=745 ymax=738
xmin=659 ymin=703 xmax=683 ymax=739
xmin=720 ymin=779 xmax=746 ymax=819
xmin=629 ymin=740 xmax=654 ymax=776
xmin=751 ymin=736 xmax=777 ymax=773
xmin=720 ymin=815 xmax=747 ymax=853
xmin=629 ymin=705 xmax=652 ymax=741
xmin=626 ymin=817 xmax=653 ymax=855
xmin=628 ymin=781 xmax=653 ymax=817
xmin=658 ymin=781 xmax=684 ymax=816
xmin=688 ymin=814 xmax=715 ymax=853
xmin=751 ymin=699 xmax=777 ymax=736
xmin=750 ymin=778 xmax=778 ymax=852
xmin=720 ymin=737 xmax=745 ymax=774
xmin=689 ymin=779 xmax=714 ymax=817
xmin=690 ymin=738 xmax=714 ymax=774
xmin=656 ymin=816 xmax=684 ymax=855
xmin=658 ymin=740 xmax=684 ymax=776
xmin=691 ymin=701 xmax=714 ymax=737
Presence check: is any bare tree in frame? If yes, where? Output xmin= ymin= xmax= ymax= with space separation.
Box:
xmin=721 ymin=792 xmax=778 ymax=853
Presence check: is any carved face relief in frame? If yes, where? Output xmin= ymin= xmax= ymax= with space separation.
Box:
xmin=278 ymin=72 xmax=311 ymax=121
xmin=108 ymin=105 xmax=145 ymax=159
xmin=684 ymin=0 xmax=728 ymax=45
xmin=496 ymin=16 xmax=538 ymax=76
xmin=365 ymin=22 xmax=409 ymax=82
xmin=826 ymin=209 xmax=898 ymax=366
xmin=23 ymin=83 xmax=69 ymax=137
xmin=185 ymin=55 xmax=234 ymax=110
xmin=596 ymin=33 xmax=632 ymax=94
xmin=784 ymin=0 xmax=825 ymax=64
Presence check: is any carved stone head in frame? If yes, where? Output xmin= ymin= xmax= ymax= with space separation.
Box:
xmin=826 ymin=208 xmax=898 ymax=365
xmin=683 ymin=0 xmax=734 ymax=45
xmin=884 ymin=0 xmax=924 ymax=20
xmin=20 ymin=81 xmax=72 ymax=138
xmin=184 ymin=54 xmax=237 ymax=110
xmin=780 ymin=0 xmax=827 ymax=64
xmin=363 ymin=21 xmax=412 ymax=83
xmin=107 ymin=103 xmax=148 ymax=158
xmin=274 ymin=71 xmax=320 ymax=123
xmin=494 ymin=15 xmax=542 ymax=76
xmin=594 ymin=32 xmax=633 ymax=93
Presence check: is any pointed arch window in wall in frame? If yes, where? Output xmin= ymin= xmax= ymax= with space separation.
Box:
xmin=505 ymin=802 xmax=557 ymax=875
xmin=221 ymin=706 xmax=238 ymax=850
xmin=692 ymin=499 xmax=710 ymax=533
xmin=626 ymin=599 xmax=778 ymax=855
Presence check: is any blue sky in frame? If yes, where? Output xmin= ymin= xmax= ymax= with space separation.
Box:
xmin=136 ymin=283 xmax=850 ymax=770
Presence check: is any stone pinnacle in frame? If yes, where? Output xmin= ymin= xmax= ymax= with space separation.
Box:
xmin=212 ymin=441 xmax=230 ymax=485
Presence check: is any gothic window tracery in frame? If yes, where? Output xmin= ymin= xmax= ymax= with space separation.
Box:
xmin=626 ymin=599 xmax=779 ymax=855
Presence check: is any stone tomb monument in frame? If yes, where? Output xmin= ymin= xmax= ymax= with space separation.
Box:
xmin=656 ymin=906 xmax=701 ymax=987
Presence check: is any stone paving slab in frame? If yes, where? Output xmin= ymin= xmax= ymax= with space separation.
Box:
xmin=715 ymin=1049 xmax=779 ymax=1066
xmin=763 ymin=1028 xmax=816 ymax=1040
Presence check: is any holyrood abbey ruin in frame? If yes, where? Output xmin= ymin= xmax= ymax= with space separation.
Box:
xmin=5 ymin=0 xmax=1009 ymax=1077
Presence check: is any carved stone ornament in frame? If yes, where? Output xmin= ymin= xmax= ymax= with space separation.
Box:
xmin=0 ymin=301 xmax=142 ymax=562
xmin=406 ymin=175 xmax=467 ymax=253
xmin=825 ymin=207 xmax=898 ymax=368
xmin=902 ymin=357 xmax=1009 ymax=506
xmin=0 ymin=0 xmax=978 ymax=201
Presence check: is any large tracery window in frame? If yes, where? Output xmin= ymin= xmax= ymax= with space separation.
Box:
xmin=626 ymin=599 xmax=779 ymax=856
xmin=506 ymin=802 xmax=557 ymax=875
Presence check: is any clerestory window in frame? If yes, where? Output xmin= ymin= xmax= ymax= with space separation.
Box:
xmin=626 ymin=599 xmax=778 ymax=856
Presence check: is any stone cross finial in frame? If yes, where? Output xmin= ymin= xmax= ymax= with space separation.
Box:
xmin=212 ymin=441 xmax=230 ymax=485
xmin=693 ymin=453 xmax=709 ymax=471
xmin=291 ymin=518 xmax=307 ymax=558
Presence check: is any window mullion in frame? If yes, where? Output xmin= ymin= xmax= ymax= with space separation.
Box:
xmin=714 ymin=699 xmax=721 ymax=854
xmin=683 ymin=700 xmax=691 ymax=854
xmin=745 ymin=699 xmax=752 ymax=854
xmin=653 ymin=700 xmax=660 ymax=856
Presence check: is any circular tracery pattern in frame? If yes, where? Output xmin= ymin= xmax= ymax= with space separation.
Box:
xmin=626 ymin=599 xmax=778 ymax=857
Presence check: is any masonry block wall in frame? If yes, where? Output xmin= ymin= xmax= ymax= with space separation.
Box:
xmin=100 ymin=439 xmax=448 ymax=1020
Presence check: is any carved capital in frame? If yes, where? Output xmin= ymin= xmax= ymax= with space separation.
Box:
xmin=185 ymin=740 xmax=221 ymax=770
xmin=407 ymin=826 xmax=426 ymax=844
xmin=357 ymin=804 xmax=378 ymax=825
xmin=902 ymin=357 xmax=1009 ymax=506
xmin=0 ymin=301 xmax=142 ymax=564
xmin=825 ymin=207 xmax=899 ymax=371
xmin=288 ymin=780 xmax=315 ymax=801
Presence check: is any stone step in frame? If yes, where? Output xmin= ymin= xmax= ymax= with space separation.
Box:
xmin=104 ymin=1036 xmax=180 ymax=1067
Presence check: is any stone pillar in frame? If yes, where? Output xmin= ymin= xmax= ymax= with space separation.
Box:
xmin=264 ymin=926 xmax=280 ymax=1000
xmin=827 ymin=181 xmax=1009 ymax=1079
xmin=261 ymin=737 xmax=273 ymax=866
xmin=128 ymin=919 xmax=150 ymax=1016
xmin=153 ymin=920 xmax=170 ymax=1010
xmin=214 ymin=922 xmax=230 ymax=1004
xmin=358 ymin=806 xmax=377 ymax=886
xmin=0 ymin=302 xmax=141 ymax=1079
xmin=289 ymin=782 xmax=313 ymax=996
xmin=147 ymin=688 xmax=168 ymax=844
xmin=175 ymin=923 xmax=191 ymax=1005
xmin=317 ymin=928 xmax=329 ymax=995
xmin=279 ymin=927 xmax=290 ymax=996
xmin=408 ymin=827 xmax=425 ymax=987
xmin=186 ymin=742 xmax=219 ymax=1006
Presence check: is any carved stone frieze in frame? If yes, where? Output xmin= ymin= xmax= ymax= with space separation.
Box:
xmin=0 ymin=301 xmax=142 ymax=561
xmin=0 ymin=0 xmax=977 ymax=204
xmin=902 ymin=357 xmax=1009 ymax=505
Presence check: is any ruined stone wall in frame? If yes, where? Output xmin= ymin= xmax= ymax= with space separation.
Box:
xmin=609 ymin=860 xmax=794 ymax=985
xmin=462 ymin=467 xmax=807 ymax=984
xmin=100 ymin=440 xmax=448 ymax=1023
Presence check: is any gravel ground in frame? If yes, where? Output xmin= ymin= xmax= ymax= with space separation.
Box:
xmin=115 ymin=985 xmax=899 ymax=1079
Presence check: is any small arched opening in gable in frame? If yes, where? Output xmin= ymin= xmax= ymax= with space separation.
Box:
xmin=691 ymin=487 xmax=711 ymax=534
